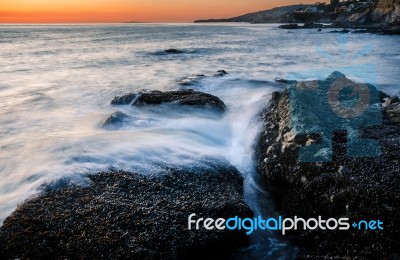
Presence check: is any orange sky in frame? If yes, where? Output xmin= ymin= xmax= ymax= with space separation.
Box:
xmin=0 ymin=0 xmax=326 ymax=23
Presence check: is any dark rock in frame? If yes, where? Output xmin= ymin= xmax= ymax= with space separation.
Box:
xmin=329 ymin=29 xmax=350 ymax=33
xmin=353 ymin=29 xmax=369 ymax=34
xmin=102 ymin=111 xmax=129 ymax=128
xmin=280 ymin=23 xmax=325 ymax=30
xmin=379 ymin=91 xmax=390 ymax=103
xmin=303 ymin=22 xmax=324 ymax=29
xmin=164 ymin=49 xmax=184 ymax=54
xmin=214 ymin=70 xmax=228 ymax=77
xmin=111 ymin=90 xmax=226 ymax=112
xmin=384 ymin=96 xmax=400 ymax=107
xmin=271 ymin=91 xmax=281 ymax=102
xmin=279 ymin=23 xmax=300 ymax=29
xmin=275 ymin=78 xmax=297 ymax=85
xmin=0 ymin=161 xmax=252 ymax=259
xmin=256 ymin=72 xmax=400 ymax=258
xmin=177 ymin=74 xmax=206 ymax=86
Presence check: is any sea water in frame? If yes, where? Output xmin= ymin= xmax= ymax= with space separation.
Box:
xmin=0 ymin=23 xmax=399 ymax=258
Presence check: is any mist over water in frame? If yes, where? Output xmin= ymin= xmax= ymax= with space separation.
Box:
xmin=0 ymin=24 xmax=399 ymax=257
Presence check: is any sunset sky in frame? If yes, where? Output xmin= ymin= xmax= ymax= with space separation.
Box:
xmin=0 ymin=0 xmax=327 ymax=23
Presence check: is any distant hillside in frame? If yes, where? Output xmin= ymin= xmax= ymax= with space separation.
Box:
xmin=336 ymin=0 xmax=400 ymax=25
xmin=195 ymin=1 xmax=400 ymax=26
xmin=194 ymin=4 xmax=316 ymax=23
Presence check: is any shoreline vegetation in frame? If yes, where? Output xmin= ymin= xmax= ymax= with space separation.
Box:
xmin=194 ymin=0 xmax=400 ymax=35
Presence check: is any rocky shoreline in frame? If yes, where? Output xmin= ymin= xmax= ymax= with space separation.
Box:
xmin=196 ymin=0 xmax=400 ymax=35
xmin=279 ymin=22 xmax=400 ymax=35
xmin=1 ymin=70 xmax=399 ymax=258
xmin=256 ymin=72 xmax=400 ymax=258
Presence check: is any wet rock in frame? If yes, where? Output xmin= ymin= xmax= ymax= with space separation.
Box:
xmin=384 ymin=96 xmax=400 ymax=107
xmin=379 ymin=91 xmax=390 ymax=103
xmin=279 ymin=24 xmax=300 ymax=29
xmin=280 ymin=23 xmax=325 ymax=29
xmin=271 ymin=91 xmax=281 ymax=102
xmin=329 ymin=29 xmax=351 ymax=33
xmin=164 ymin=49 xmax=184 ymax=54
xmin=178 ymin=71 xmax=228 ymax=87
xmin=177 ymin=74 xmax=206 ymax=86
xmin=102 ymin=111 xmax=129 ymax=128
xmin=275 ymin=78 xmax=297 ymax=85
xmin=214 ymin=70 xmax=228 ymax=77
xmin=256 ymin=72 xmax=400 ymax=259
xmin=0 ymin=160 xmax=252 ymax=259
xmin=111 ymin=89 xmax=226 ymax=112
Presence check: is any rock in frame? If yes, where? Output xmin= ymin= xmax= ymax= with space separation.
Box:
xmin=286 ymin=133 xmax=308 ymax=145
xmin=177 ymin=74 xmax=206 ymax=86
xmin=303 ymin=22 xmax=324 ymax=29
xmin=329 ymin=29 xmax=350 ymax=33
xmin=214 ymin=70 xmax=228 ymax=77
xmin=275 ymin=78 xmax=297 ymax=85
xmin=111 ymin=90 xmax=226 ymax=112
xmin=0 ymin=160 xmax=253 ymax=259
xmin=256 ymin=72 xmax=400 ymax=259
xmin=279 ymin=24 xmax=299 ymax=29
xmin=102 ymin=111 xmax=129 ymax=128
xmin=271 ymin=91 xmax=281 ymax=102
xmin=164 ymin=49 xmax=184 ymax=54
xmin=280 ymin=23 xmax=325 ymax=30
xmin=379 ymin=91 xmax=390 ymax=103
xmin=353 ymin=29 xmax=368 ymax=33
xmin=178 ymin=71 xmax=227 ymax=86
xmin=384 ymin=96 xmax=400 ymax=107
xmin=338 ymin=165 xmax=349 ymax=174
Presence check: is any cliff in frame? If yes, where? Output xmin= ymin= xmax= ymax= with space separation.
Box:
xmin=194 ymin=5 xmax=316 ymax=23
xmin=336 ymin=0 xmax=400 ymax=25
xmin=195 ymin=1 xmax=400 ymax=26
xmin=372 ymin=0 xmax=400 ymax=24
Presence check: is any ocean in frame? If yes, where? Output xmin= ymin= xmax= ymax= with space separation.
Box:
xmin=0 ymin=23 xmax=399 ymax=257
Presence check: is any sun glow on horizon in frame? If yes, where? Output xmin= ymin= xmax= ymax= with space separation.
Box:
xmin=0 ymin=0 xmax=327 ymax=23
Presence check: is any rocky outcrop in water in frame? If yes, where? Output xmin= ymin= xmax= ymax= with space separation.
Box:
xmin=164 ymin=49 xmax=184 ymax=54
xmin=102 ymin=111 xmax=129 ymax=128
xmin=110 ymin=89 xmax=226 ymax=112
xmin=0 ymin=161 xmax=252 ymax=259
xmin=257 ymin=72 xmax=400 ymax=258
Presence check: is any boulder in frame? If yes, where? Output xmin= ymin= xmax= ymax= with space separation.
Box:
xmin=275 ymin=78 xmax=297 ymax=85
xmin=256 ymin=72 xmax=400 ymax=258
xmin=384 ymin=96 xmax=400 ymax=107
xmin=102 ymin=111 xmax=129 ymax=128
xmin=111 ymin=89 xmax=226 ymax=112
xmin=214 ymin=70 xmax=228 ymax=77
xmin=177 ymin=74 xmax=206 ymax=86
xmin=0 ymin=161 xmax=252 ymax=259
xmin=164 ymin=49 xmax=184 ymax=54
